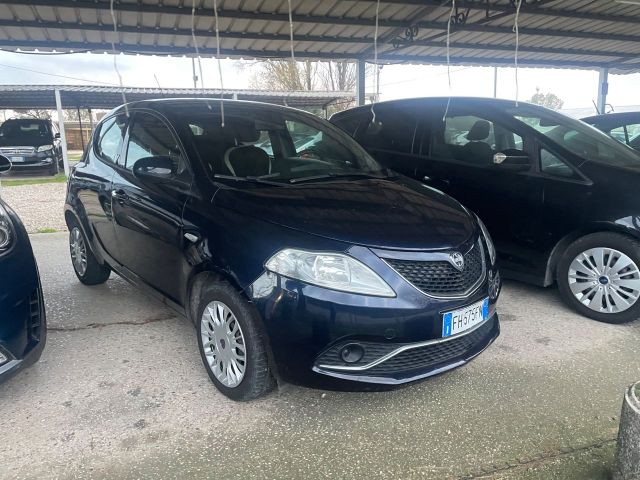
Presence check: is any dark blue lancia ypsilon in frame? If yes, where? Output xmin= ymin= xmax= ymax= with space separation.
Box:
xmin=65 ymin=99 xmax=500 ymax=400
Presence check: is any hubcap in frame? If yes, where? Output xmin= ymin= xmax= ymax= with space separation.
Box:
xmin=200 ymin=301 xmax=246 ymax=388
xmin=568 ymin=247 xmax=640 ymax=314
xmin=69 ymin=227 xmax=87 ymax=276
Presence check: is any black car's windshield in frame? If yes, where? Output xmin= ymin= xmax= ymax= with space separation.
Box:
xmin=0 ymin=120 xmax=52 ymax=143
xmin=507 ymin=105 xmax=640 ymax=169
xmin=175 ymin=105 xmax=386 ymax=184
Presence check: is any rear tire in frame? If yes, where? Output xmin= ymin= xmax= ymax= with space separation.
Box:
xmin=69 ymin=224 xmax=111 ymax=285
xmin=195 ymin=280 xmax=275 ymax=401
xmin=557 ymin=232 xmax=640 ymax=324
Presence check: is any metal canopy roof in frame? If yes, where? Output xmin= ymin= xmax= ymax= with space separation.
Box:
xmin=1 ymin=1 xmax=640 ymax=73
xmin=0 ymin=85 xmax=353 ymax=109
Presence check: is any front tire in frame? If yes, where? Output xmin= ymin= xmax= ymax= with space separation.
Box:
xmin=557 ymin=232 xmax=640 ymax=323
xmin=69 ymin=225 xmax=111 ymax=285
xmin=195 ymin=281 xmax=275 ymax=401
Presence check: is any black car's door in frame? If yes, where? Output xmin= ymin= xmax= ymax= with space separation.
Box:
xmin=417 ymin=107 xmax=546 ymax=277
xmin=353 ymin=103 xmax=419 ymax=177
xmin=110 ymin=110 xmax=195 ymax=305
xmin=71 ymin=113 xmax=128 ymax=259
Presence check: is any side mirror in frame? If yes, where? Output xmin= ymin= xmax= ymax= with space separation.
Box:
xmin=132 ymin=156 xmax=175 ymax=180
xmin=493 ymin=149 xmax=531 ymax=172
xmin=0 ymin=154 xmax=12 ymax=173
xmin=54 ymin=132 xmax=61 ymax=139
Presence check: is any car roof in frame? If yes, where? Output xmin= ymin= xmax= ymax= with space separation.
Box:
xmin=331 ymin=96 xmax=541 ymax=119
xmin=108 ymin=98 xmax=307 ymax=119
xmin=581 ymin=111 xmax=640 ymax=125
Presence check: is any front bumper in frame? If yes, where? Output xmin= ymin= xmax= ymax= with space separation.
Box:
xmin=248 ymin=246 xmax=501 ymax=389
xmin=6 ymin=156 xmax=56 ymax=171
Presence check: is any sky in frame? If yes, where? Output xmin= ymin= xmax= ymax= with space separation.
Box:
xmin=1 ymin=50 xmax=640 ymax=118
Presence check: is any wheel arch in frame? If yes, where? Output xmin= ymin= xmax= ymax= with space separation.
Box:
xmin=543 ymin=222 xmax=640 ymax=286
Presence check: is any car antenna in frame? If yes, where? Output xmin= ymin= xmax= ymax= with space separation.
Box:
xmin=370 ymin=0 xmax=381 ymax=126
xmin=109 ymin=0 xmax=128 ymax=117
xmin=513 ymin=0 xmax=523 ymax=107
xmin=442 ymin=0 xmax=455 ymax=122
xmin=592 ymin=99 xmax=601 ymax=115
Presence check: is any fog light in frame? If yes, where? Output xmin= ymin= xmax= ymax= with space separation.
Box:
xmin=489 ymin=270 xmax=501 ymax=300
xmin=0 ymin=350 xmax=7 ymax=366
xmin=340 ymin=343 xmax=365 ymax=364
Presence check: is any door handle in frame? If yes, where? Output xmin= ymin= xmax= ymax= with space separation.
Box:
xmin=111 ymin=189 xmax=128 ymax=204
xmin=423 ymin=176 xmax=450 ymax=186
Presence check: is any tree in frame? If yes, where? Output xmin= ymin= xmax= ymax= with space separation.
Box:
xmin=12 ymin=109 xmax=53 ymax=120
xmin=529 ymin=88 xmax=564 ymax=110
xmin=248 ymin=60 xmax=357 ymax=92
xmin=63 ymin=109 xmax=93 ymax=124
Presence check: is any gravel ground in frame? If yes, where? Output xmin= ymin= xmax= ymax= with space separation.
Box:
xmin=0 ymin=182 xmax=67 ymax=233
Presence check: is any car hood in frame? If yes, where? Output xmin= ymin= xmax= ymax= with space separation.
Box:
xmin=212 ymin=177 xmax=476 ymax=250
xmin=0 ymin=138 xmax=48 ymax=148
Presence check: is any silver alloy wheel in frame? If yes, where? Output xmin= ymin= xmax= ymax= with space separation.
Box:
xmin=200 ymin=301 xmax=247 ymax=388
xmin=568 ymin=247 xmax=640 ymax=313
xmin=69 ymin=227 xmax=88 ymax=276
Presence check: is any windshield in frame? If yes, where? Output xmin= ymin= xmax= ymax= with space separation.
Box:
xmin=0 ymin=120 xmax=52 ymax=143
xmin=175 ymin=106 xmax=386 ymax=184
xmin=507 ymin=105 xmax=640 ymax=169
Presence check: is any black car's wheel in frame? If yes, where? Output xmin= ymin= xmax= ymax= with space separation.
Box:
xmin=557 ymin=232 xmax=640 ymax=323
xmin=48 ymin=159 xmax=59 ymax=176
xmin=69 ymin=225 xmax=111 ymax=285
xmin=195 ymin=281 xmax=275 ymax=401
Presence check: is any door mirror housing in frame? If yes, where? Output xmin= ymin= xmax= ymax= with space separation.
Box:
xmin=132 ymin=156 xmax=175 ymax=180
xmin=54 ymin=132 xmax=61 ymax=139
xmin=493 ymin=149 xmax=531 ymax=172
xmin=0 ymin=154 xmax=12 ymax=173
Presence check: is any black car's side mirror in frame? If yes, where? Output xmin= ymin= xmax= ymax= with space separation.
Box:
xmin=493 ymin=149 xmax=531 ymax=172
xmin=0 ymin=154 xmax=12 ymax=173
xmin=54 ymin=132 xmax=61 ymax=139
xmin=132 ymin=156 xmax=175 ymax=180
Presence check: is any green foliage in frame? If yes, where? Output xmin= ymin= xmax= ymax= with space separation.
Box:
xmin=529 ymin=87 xmax=565 ymax=110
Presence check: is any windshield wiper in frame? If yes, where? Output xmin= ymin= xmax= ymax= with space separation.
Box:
xmin=289 ymin=171 xmax=389 ymax=184
xmin=214 ymin=174 xmax=284 ymax=186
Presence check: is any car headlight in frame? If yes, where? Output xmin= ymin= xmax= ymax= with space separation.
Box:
xmin=476 ymin=215 xmax=496 ymax=265
xmin=37 ymin=144 xmax=54 ymax=152
xmin=265 ymin=248 xmax=396 ymax=297
xmin=0 ymin=210 xmax=13 ymax=251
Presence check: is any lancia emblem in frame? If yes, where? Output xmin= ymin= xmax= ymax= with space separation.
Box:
xmin=449 ymin=252 xmax=465 ymax=271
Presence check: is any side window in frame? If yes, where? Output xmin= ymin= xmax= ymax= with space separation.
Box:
xmin=331 ymin=113 xmax=364 ymax=137
xmin=356 ymin=106 xmax=417 ymax=154
xmin=95 ymin=115 xmax=127 ymax=164
xmin=626 ymin=124 xmax=640 ymax=149
xmin=125 ymin=113 xmax=191 ymax=181
xmin=540 ymin=148 xmax=575 ymax=179
xmin=434 ymin=114 xmax=524 ymax=167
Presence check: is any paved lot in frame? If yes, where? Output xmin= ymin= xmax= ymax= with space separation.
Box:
xmin=1 ymin=182 xmax=67 ymax=233
xmin=1 ymin=233 xmax=639 ymax=479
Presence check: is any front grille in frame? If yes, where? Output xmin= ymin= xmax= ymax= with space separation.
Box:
xmin=28 ymin=289 xmax=43 ymax=342
xmin=0 ymin=147 xmax=35 ymax=156
xmin=385 ymin=240 xmax=485 ymax=297
xmin=316 ymin=316 xmax=497 ymax=376
xmin=364 ymin=316 xmax=496 ymax=376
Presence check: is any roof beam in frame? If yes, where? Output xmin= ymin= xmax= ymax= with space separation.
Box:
xmin=0 ymin=39 xmax=621 ymax=70
xmin=4 ymin=0 xmax=640 ymax=43
xmin=1 ymin=19 xmax=635 ymax=60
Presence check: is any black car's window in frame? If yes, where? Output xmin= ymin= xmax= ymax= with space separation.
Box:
xmin=179 ymin=106 xmax=384 ymax=184
xmin=540 ymin=148 xmax=576 ymax=179
xmin=433 ymin=114 xmax=525 ymax=167
xmin=331 ymin=112 xmax=365 ymax=137
xmin=95 ymin=115 xmax=127 ymax=164
xmin=0 ymin=120 xmax=51 ymax=141
xmin=356 ymin=105 xmax=417 ymax=154
xmin=126 ymin=112 xmax=191 ymax=182
xmin=511 ymin=106 xmax=640 ymax=170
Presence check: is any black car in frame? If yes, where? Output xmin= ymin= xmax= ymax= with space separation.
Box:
xmin=0 ymin=155 xmax=47 ymax=382
xmin=582 ymin=112 xmax=640 ymax=151
xmin=65 ymin=99 xmax=501 ymax=400
xmin=0 ymin=118 xmax=63 ymax=175
xmin=332 ymin=97 xmax=640 ymax=323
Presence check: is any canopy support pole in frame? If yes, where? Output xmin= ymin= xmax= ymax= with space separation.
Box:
xmin=597 ymin=67 xmax=609 ymax=114
xmin=55 ymin=88 xmax=70 ymax=176
xmin=356 ymin=59 xmax=366 ymax=106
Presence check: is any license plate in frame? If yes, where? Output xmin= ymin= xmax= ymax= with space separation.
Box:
xmin=10 ymin=156 xmax=24 ymax=163
xmin=442 ymin=298 xmax=489 ymax=338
